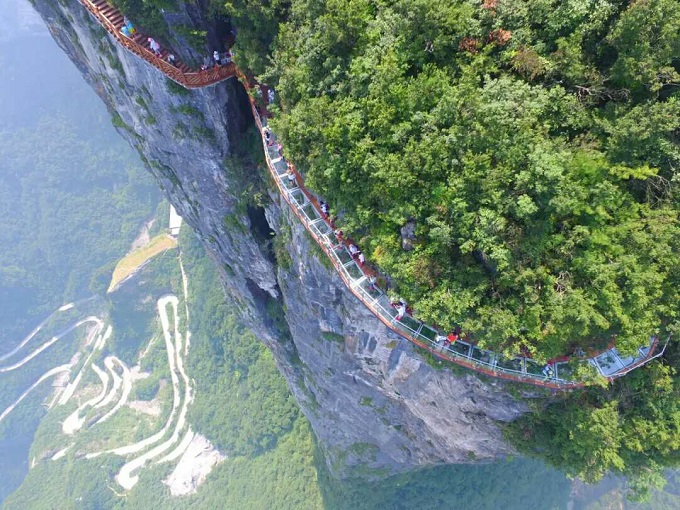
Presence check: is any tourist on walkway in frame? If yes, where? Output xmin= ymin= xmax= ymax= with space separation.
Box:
xmin=286 ymin=167 xmax=296 ymax=187
xmin=148 ymin=38 xmax=162 ymax=57
xmin=334 ymin=229 xmax=344 ymax=244
xmin=349 ymin=244 xmax=360 ymax=257
xmin=213 ymin=50 xmax=221 ymax=66
xmin=122 ymin=17 xmax=136 ymax=36
xmin=357 ymin=252 xmax=365 ymax=266
xmin=395 ymin=302 xmax=407 ymax=321
xmin=320 ymin=201 xmax=329 ymax=218
xmin=268 ymin=88 xmax=275 ymax=104
xmin=542 ymin=364 xmax=554 ymax=378
xmin=391 ymin=297 xmax=408 ymax=320
xmin=263 ymin=126 xmax=275 ymax=147
xmin=368 ymin=275 xmax=378 ymax=292
xmin=121 ymin=17 xmax=136 ymax=37
xmin=166 ymin=54 xmax=176 ymax=66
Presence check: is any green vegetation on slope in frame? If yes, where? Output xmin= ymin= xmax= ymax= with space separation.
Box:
xmin=0 ymin=113 xmax=159 ymax=346
xmin=507 ymin=342 xmax=680 ymax=501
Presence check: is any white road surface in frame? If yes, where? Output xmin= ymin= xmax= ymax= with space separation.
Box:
xmin=156 ymin=428 xmax=194 ymax=464
xmin=51 ymin=444 xmax=72 ymax=460
xmin=115 ymin=295 xmax=193 ymax=490
xmin=179 ymin=254 xmax=191 ymax=356
xmin=0 ymin=298 xmax=93 ymax=362
xmin=0 ymin=365 xmax=71 ymax=424
xmin=95 ymin=357 xmax=131 ymax=425
xmin=62 ymin=363 xmax=110 ymax=435
xmin=95 ymin=356 xmax=123 ymax=410
xmin=90 ymin=295 xmax=184 ymax=460
xmin=0 ymin=317 xmax=102 ymax=373
xmin=58 ymin=321 xmax=105 ymax=406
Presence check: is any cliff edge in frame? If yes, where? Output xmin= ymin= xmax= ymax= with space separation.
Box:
xmin=31 ymin=0 xmax=529 ymax=477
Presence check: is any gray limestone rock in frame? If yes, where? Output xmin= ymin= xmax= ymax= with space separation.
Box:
xmin=400 ymin=219 xmax=417 ymax=251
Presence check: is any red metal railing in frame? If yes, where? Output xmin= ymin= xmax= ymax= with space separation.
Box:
xmin=79 ymin=0 xmax=235 ymax=88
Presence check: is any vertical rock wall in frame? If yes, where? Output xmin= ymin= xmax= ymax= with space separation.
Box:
xmin=31 ymin=0 xmax=529 ymax=477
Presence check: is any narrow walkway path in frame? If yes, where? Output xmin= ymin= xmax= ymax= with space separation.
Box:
xmin=241 ymin=89 xmax=664 ymax=389
xmin=78 ymin=0 xmax=235 ymax=88
xmin=73 ymin=1 xmax=666 ymax=389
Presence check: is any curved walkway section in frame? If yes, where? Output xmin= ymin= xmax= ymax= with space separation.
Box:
xmin=73 ymin=1 xmax=666 ymax=389
xmin=78 ymin=0 xmax=235 ymax=88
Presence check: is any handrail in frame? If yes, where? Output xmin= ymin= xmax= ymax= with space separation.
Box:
xmin=78 ymin=0 xmax=235 ymax=88
xmin=73 ymin=0 xmax=667 ymax=389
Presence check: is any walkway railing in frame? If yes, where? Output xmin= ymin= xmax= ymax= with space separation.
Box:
xmin=74 ymin=0 xmax=668 ymax=389
xmin=78 ymin=0 xmax=235 ymax=88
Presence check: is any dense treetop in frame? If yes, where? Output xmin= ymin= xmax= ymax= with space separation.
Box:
xmin=223 ymin=0 xmax=680 ymax=360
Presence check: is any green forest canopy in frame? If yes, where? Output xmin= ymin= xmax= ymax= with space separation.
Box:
xmin=225 ymin=0 xmax=680 ymax=361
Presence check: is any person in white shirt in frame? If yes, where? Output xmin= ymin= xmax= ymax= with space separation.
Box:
xmin=148 ymin=38 xmax=162 ymax=57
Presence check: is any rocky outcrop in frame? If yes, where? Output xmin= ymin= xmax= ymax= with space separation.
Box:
xmin=31 ymin=0 xmax=529 ymax=477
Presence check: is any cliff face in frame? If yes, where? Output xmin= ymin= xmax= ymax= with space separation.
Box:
xmin=32 ymin=0 xmax=529 ymax=476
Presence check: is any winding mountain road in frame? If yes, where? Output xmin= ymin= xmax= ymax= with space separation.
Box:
xmin=0 ymin=365 xmax=71 ymax=424
xmin=94 ymin=356 xmax=123 ymax=410
xmin=0 ymin=299 xmax=93 ymax=363
xmin=95 ymin=357 xmax=132 ymax=425
xmin=0 ymin=317 xmax=102 ymax=373
xmin=57 ymin=321 xmax=106 ymax=406
xmin=115 ymin=295 xmax=192 ymax=489
xmin=62 ymin=363 xmax=110 ymax=434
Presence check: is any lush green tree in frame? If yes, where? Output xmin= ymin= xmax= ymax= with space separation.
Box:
xmin=508 ymin=343 xmax=680 ymax=501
